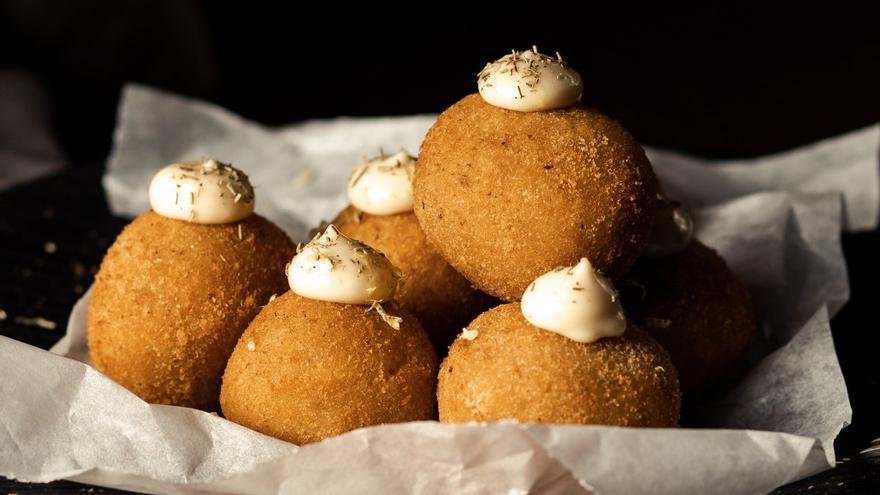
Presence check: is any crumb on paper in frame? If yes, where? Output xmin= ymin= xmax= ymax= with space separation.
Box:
xmin=14 ymin=316 xmax=57 ymax=330
xmin=460 ymin=328 xmax=478 ymax=340
xmin=291 ymin=168 xmax=316 ymax=189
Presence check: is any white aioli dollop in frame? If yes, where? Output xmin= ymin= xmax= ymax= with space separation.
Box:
xmin=478 ymin=47 xmax=583 ymax=112
xmin=286 ymin=224 xmax=400 ymax=305
xmin=347 ymin=150 xmax=416 ymax=215
xmin=521 ymin=258 xmax=626 ymax=343
xmin=148 ymin=160 xmax=255 ymax=224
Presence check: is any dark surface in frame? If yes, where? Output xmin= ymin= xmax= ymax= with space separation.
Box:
xmin=2 ymin=5 xmax=880 ymax=494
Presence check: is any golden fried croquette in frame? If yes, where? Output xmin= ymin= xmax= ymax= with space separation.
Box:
xmin=334 ymin=205 xmax=497 ymax=352
xmin=414 ymin=94 xmax=659 ymax=301
xmin=88 ymin=211 xmax=293 ymax=410
xmin=220 ymin=291 xmax=439 ymax=445
xmin=624 ymin=240 xmax=758 ymax=394
xmin=438 ymin=303 xmax=680 ymax=427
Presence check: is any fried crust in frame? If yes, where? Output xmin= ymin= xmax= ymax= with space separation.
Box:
xmin=220 ymin=291 xmax=439 ymax=444
xmin=624 ymin=240 xmax=759 ymax=394
xmin=438 ymin=303 xmax=680 ymax=427
xmin=334 ymin=205 xmax=497 ymax=353
xmin=87 ymin=211 xmax=293 ymax=410
xmin=415 ymin=94 xmax=659 ymax=301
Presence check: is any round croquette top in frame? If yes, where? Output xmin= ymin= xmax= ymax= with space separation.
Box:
xmin=414 ymin=94 xmax=659 ymax=301
xmin=438 ymin=303 xmax=681 ymax=427
xmin=624 ymin=240 xmax=758 ymax=393
xmin=87 ymin=211 xmax=293 ymax=409
xmin=220 ymin=291 xmax=439 ymax=445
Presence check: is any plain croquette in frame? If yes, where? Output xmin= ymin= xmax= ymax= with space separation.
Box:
xmin=414 ymin=94 xmax=659 ymax=301
xmin=220 ymin=291 xmax=439 ymax=445
xmin=624 ymin=240 xmax=759 ymax=394
xmin=334 ymin=205 xmax=497 ymax=352
xmin=87 ymin=211 xmax=294 ymax=410
xmin=438 ymin=303 xmax=680 ymax=427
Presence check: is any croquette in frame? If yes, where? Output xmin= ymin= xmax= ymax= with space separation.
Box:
xmin=334 ymin=205 xmax=497 ymax=352
xmin=414 ymin=94 xmax=659 ymax=301
xmin=438 ymin=303 xmax=680 ymax=427
xmin=220 ymin=291 xmax=439 ymax=445
xmin=87 ymin=211 xmax=293 ymax=410
xmin=624 ymin=240 xmax=758 ymax=393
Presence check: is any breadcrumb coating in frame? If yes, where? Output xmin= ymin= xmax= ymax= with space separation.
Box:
xmin=414 ymin=94 xmax=659 ymax=301
xmin=87 ymin=211 xmax=293 ymax=410
xmin=220 ymin=291 xmax=439 ymax=444
xmin=438 ymin=303 xmax=680 ymax=427
xmin=334 ymin=205 xmax=497 ymax=353
xmin=624 ymin=240 xmax=759 ymax=393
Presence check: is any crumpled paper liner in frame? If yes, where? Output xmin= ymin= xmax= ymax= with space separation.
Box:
xmin=2 ymin=84 xmax=878 ymax=494
xmin=103 ymin=85 xmax=879 ymax=240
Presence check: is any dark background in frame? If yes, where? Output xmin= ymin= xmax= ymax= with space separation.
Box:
xmin=1 ymin=3 xmax=879 ymax=493
xmin=2 ymin=4 xmax=879 ymax=163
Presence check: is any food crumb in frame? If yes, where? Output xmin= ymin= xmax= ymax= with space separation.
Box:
xmin=73 ymin=262 xmax=87 ymax=277
xmin=460 ymin=328 xmax=479 ymax=340
xmin=246 ymin=341 xmax=256 ymax=351
xmin=44 ymin=241 xmax=58 ymax=254
xmin=291 ymin=168 xmax=316 ymax=189
xmin=367 ymin=301 xmax=402 ymax=330
xmin=0 ymin=309 xmax=6 ymax=320
xmin=14 ymin=316 xmax=57 ymax=330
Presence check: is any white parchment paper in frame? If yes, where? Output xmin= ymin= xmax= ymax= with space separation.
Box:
xmin=2 ymin=84 xmax=878 ymax=495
